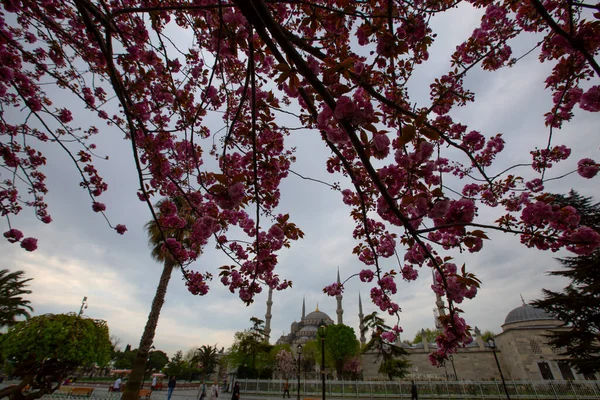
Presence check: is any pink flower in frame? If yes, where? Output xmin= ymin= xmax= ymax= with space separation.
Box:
xmin=577 ymin=158 xmax=599 ymax=179
xmin=58 ymin=108 xmax=73 ymax=123
xmin=334 ymin=96 xmax=356 ymax=120
xmin=373 ymin=134 xmax=390 ymax=153
xmin=324 ymin=282 xmax=343 ymax=296
xmin=92 ymin=202 xmax=106 ymax=212
xmin=186 ymin=271 xmax=210 ymax=296
xmin=579 ymin=86 xmax=600 ymax=112
xmin=359 ymin=269 xmax=374 ymax=282
xmin=444 ymin=198 xmax=476 ymax=224
xmin=4 ymin=229 xmax=24 ymax=243
xmin=268 ymin=224 xmax=285 ymax=241
xmin=463 ymin=130 xmax=485 ymax=151
xmin=381 ymin=331 xmax=397 ymax=343
xmin=115 ymin=224 xmax=127 ymax=234
xmin=20 ymin=237 xmax=38 ymax=252
xmin=566 ymin=227 xmax=600 ymax=255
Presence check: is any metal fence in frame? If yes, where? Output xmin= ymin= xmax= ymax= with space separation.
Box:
xmin=35 ymin=379 xmax=600 ymax=399
xmin=232 ymin=379 xmax=600 ymax=399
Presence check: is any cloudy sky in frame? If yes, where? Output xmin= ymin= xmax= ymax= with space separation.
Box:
xmin=2 ymin=3 xmax=599 ymax=359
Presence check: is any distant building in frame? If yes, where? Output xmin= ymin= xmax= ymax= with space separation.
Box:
xmin=364 ymin=302 xmax=597 ymax=381
xmin=267 ymin=288 xmax=598 ymax=381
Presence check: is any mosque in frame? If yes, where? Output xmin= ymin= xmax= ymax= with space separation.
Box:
xmin=262 ymin=272 xmax=598 ymax=381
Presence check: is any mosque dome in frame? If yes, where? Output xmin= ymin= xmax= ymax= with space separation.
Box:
xmin=297 ymin=325 xmax=318 ymax=336
xmin=503 ymin=304 xmax=555 ymax=326
xmin=304 ymin=310 xmax=330 ymax=322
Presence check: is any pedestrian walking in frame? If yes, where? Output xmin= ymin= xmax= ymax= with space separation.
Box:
xmin=411 ymin=380 xmax=418 ymax=400
xmin=198 ymin=381 xmax=207 ymax=400
xmin=208 ymin=380 xmax=219 ymax=400
xmin=282 ymin=380 xmax=290 ymax=398
xmin=167 ymin=376 xmax=177 ymax=400
xmin=231 ymin=381 xmax=240 ymax=400
xmin=151 ymin=376 xmax=157 ymax=391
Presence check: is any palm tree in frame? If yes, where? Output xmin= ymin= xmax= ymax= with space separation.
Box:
xmin=0 ymin=269 xmax=33 ymax=327
xmin=193 ymin=345 xmax=220 ymax=381
xmin=123 ymin=198 xmax=199 ymax=400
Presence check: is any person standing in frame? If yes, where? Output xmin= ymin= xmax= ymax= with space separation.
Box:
xmin=151 ymin=376 xmax=157 ymax=392
xmin=198 ymin=381 xmax=207 ymax=400
xmin=231 ymin=382 xmax=240 ymax=400
xmin=411 ymin=380 xmax=418 ymax=400
xmin=209 ymin=380 xmax=219 ymax=400
xmin=282 ymin=380 xmax=290 ymax=398
xmin=167 ymin=376 xmax=177 ymax=400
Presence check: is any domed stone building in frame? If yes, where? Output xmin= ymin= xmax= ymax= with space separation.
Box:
xmin=276 ymin=299 xmax=336 ymax=345
xmin=362 ymin=301 xmax=597 ymax=381
xmin=264 ymin=278 xmax=597 ymax=381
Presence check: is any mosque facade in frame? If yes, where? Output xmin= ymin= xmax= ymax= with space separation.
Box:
xmin=265 ymin=281 xmax=598 ymax=381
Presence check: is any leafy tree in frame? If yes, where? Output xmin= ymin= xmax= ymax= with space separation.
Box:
xmin=147 ymin=350 xmax=169 ymax=374
xmin=532 ymin=191 xmax=600 ymax=374
xmin=163 ymin=351 xmax=186 ymax=378
xmin=362 ymin=312 xmax=410 ymax=380
xmin=0 ymin=314 xmax=112 ymax=400
xmin=0 ymin=270 xmax=33 ymax=328
xmin=480 ymin=330 xmax=495 ymax=343
xmin=299 ymin=341 xmax=318 ymax=379
xmin=192 ymin=345 xmax=220 ymax=380
xmin=2 ymin=2 xmax=600 ymax=395
xmin=317 ymin=324 xmax=360 ymax=378
xmin=114 ymin=348 xmax=138 ymax=369
xmin=412 ymin=328 xmax=441 ymax=344
xmin=226 ymin=318 xmax=273 ymax=378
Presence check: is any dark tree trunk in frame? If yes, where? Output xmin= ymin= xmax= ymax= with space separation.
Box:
xmin=122 ymin=260 xmax=174 ymax=400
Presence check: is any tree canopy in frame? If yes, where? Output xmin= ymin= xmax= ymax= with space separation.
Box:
xmin=0 ymin=313 xmax=112 ymax=400
xmin=225 ymin=317 xmax=273 ymax=378
xmin=362 ymin=312 xmax=410 ymax=380
xmin=1 ymin=2 xmax=600 ymax=390
xmin=318 ymin=324 xmax=361 ymax=378
xmin=532 ymin=191 xmax=600 ymax=375
xmin=412 ymin=328 xmax=441 ymax=345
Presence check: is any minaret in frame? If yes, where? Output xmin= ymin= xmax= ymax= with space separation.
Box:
xmin=358 ymin=293 xmax=366 ymax=346
xmin=432 ymin=270 xmax=446 ymax=329
xmin=264 ymin=287 xmax=273 ymax=343
xmin=302 ymin=296 xmax=306 ymax=320
xmin=336 ymin=267 xmax=344 ymax=325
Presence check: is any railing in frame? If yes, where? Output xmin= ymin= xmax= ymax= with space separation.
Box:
xmin=231 ymin=378 xmax=600 ymax=399
xmin=22 ymin=379 xmax=600 ymax=399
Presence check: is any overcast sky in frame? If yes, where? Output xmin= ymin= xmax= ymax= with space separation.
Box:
xmin=1 ymin=3 xmax=599 ymax=359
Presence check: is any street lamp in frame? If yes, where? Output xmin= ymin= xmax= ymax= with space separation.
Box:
xmin=319 ymin=321 xmax=327 ymax=400
xmin=488 ymin=338 xmax=510 ymax=400
xmin=296 ymin=344 xmax=302 ymax=400
xmin=78 ymin=296 xmax=88 ymax=316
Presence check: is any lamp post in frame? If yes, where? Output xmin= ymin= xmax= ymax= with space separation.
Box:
xmin=296 ymin=344 xmax=302 ymax=400
xmin=78 ymin=296 xmax=88 ymax=316
xmin=319 ymin=321 xmax=327 ymax=400
xmin=488 ymin=338 xmax=510 ymax=400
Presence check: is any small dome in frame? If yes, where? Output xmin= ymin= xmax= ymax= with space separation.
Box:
xmin=298 ymin=325 xmax=318 ymax=336
xmin=504 ymin=305 xmax=554 ymax=325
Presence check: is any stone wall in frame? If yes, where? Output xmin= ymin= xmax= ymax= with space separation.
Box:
xmin=362 ymin=348 xmax=501 ymax=381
